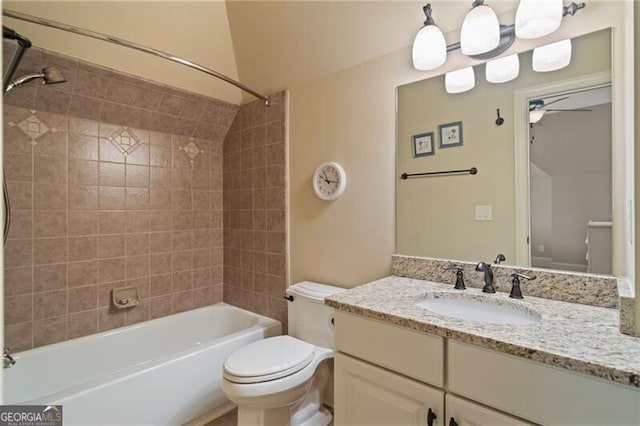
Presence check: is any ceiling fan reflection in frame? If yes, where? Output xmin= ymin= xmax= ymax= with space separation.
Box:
xmin=528 ymin=96 xmax=592 ymax=124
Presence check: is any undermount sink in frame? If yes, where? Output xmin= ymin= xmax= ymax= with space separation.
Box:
xmin=415 ymin=294 xmax=540 ymax=325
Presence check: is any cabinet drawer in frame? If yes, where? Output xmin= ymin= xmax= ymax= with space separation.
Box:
xmin=334 ymin=311 xmax=444 ymax=387
xmin=448 ymin=340 xmax=640 ymax=425
xmin=335 ymin=353 xmax=444 ymax=426
xmin=446 ymin=394 xmax=534 ymax=426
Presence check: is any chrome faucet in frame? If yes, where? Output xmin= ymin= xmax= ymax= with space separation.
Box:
xmin=475 ymin=262 xmax=496 ymax=293
xmin=494 ymin=253 xmax=506 ymax=264
xmin=4 ymin=347 xmax=16 ymax=369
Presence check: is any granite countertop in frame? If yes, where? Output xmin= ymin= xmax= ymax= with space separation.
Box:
xmin=325 ymin=276 xmax=640 ymax=389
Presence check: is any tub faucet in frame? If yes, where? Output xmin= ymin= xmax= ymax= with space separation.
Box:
xmin=475 ymin=262 xmax=496 ymax=293
xmin=4 ymin=347 xmax=15 ymax=369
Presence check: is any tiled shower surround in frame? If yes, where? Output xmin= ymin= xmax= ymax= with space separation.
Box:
xmin=222 ymin=93 xmax=288 ymax=331
xmin=3 ymin=42 xmax=287 ymax=350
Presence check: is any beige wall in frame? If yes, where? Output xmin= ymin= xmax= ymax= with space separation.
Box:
xmin=396 ymin=32 xmax=610 ymax=264
xmin=289 ymin=2 xmax=630 ymax=288
xmin=3 ymin=1 xmax=241 ymax=104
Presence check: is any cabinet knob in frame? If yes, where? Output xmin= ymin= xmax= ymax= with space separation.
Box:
xmin=427 ymin=408 xmax=437 ymax=426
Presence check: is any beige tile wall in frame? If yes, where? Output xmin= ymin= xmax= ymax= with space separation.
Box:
xmin=3 ymin=43 xmax=238 ymax=351
xmin=222 ymin=92 xmax=288 ymax=331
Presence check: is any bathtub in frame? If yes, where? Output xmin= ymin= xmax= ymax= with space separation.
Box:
xmin=3 ymin=303 xmax=281 ymax=425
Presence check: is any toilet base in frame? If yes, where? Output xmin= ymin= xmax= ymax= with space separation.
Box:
xmin=302 ymin=406 xmax=332 ymax=426
xmin=233 ymin=362 xmax=332 ymax=426
xmin=237 ymin=405 xmax=331 ymax=426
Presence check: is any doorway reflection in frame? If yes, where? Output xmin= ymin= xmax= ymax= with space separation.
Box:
xmin=528 ymin=85 xmax=612 ymax=273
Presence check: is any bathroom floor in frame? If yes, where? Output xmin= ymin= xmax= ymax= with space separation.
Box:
xmin=203 ymin=406 xmax=334 ymax=426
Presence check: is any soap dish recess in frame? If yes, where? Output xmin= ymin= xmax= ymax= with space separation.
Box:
xmin=112 ymin=287 xmax=141 ymax=309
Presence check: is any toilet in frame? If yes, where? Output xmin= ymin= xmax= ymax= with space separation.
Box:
xmin=221 ymin=282 xmax=345 ymax=426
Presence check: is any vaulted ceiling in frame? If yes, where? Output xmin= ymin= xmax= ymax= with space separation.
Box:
xmin=2 ymin=1 xmax=521 ymax=104
xmin=226 ymin=1 xmax=519 ymax=100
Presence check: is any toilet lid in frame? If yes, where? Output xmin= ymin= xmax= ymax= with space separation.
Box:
xmin=223 ymin=336 xmax=315 ymax=384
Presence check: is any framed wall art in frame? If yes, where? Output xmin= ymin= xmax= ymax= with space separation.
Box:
xmin=412 ymin=132 xmax=435 ymax=157
xmin=439 ymin=121 xmax=463 ymax=148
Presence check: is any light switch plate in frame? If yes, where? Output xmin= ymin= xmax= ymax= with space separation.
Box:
xmin=475 ymin=205 xmax=492 ymax=221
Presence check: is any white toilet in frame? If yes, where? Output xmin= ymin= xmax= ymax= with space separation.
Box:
xmin=221 ymin=282 xmax=345 ymax=426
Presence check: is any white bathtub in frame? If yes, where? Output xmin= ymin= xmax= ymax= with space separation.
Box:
xmin=2 ymin=303 xmax=281 ymax=425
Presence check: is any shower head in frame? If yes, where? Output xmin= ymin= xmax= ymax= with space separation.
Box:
xmin=42 ymin=67 xmax=66 ymax=84
xmin=5 ymin=66 xmax=66 ymax=92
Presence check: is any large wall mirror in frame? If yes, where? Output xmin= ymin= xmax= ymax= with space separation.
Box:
xmin=396 ymin=28 xmax=615 ymax=275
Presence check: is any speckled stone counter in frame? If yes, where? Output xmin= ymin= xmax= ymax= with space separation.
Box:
xmin=325 ymin=276 xmax=640 ymax=388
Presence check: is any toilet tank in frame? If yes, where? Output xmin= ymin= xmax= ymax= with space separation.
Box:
xmin=286 ymin=281 xmax=346 ymax=349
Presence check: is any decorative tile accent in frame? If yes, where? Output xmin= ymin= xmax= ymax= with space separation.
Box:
xmin=8 ymin=110 xmax=57 ymax=145
xmin=179 ymin=139 xmax=204 ymax=163
xmin=108 ymin=126 xmax=141 ymax=156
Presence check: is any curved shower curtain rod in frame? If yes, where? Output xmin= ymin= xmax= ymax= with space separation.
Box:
xmin=2 ymin=9 xmax=271 ymax=106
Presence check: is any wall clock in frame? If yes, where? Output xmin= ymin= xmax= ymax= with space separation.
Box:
xmin=312 ymin=162 xmax=347 ymax=201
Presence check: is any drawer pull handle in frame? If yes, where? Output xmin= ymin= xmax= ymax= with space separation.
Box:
xmin=427 ymin=408 xmax=437 ymax=426
xmin=449 ymin=417 xmax=459 ymax=426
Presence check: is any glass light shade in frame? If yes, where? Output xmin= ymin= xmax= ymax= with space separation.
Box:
xmin=445 ymin=67 xmax=475 ymax=94
xmin=529 ymin=109 xmax=545 ymax=123
xmin=515 ymin=0 xmax=563 ymax=39
xmin=460 ymin=4 xmax=500 ymax=55
xmin=485 ymin=54 xmax=520 ymax=83
xmin=532 ymin=39 xmax=572 ymax=72
xmin=412 ymin=25 xmax=447 ymax=70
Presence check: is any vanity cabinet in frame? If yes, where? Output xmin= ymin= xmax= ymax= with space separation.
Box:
xmin=333 ymin=311 xmax=640 ymax=426
xmin=445 ymin=394 xmax=533 ymax=426
xmin=335 ymin=353 xmax=444 ymax=426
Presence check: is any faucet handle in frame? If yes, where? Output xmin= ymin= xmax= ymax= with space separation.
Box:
xmin=442 ymin=264 xmax=465 ymax=290
xmin=442 ymin=263 xmax=463 ymax=271
xmin=510 ymin=273 xmax=536 ymax=299
xmin=511 ymin=272 xmax=536 ymax=281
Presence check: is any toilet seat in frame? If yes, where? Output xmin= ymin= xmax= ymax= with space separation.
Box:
xmin=224 ymin=336 xmax=315 ymax=384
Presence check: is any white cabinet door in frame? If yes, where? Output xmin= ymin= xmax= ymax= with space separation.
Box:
xmin=448 ymin=340 xmax=640 ymax=425
xmin=334 ymin=353 xmax=444 ymax=426
xmin=446 ymin=394 xmax=535 ymax=426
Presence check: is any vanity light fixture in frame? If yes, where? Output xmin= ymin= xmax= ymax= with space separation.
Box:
xmin=515 ymin=0 xmax=563 ymax=39
xmin=460 ymin=0 xmax=501 ymax=55
xmin=532 ymin=38 xmax=572 ymax=72
xmin=485 ymin=54 xmax=520 ymax=83
xmin=411 ymin=1 xmax=585 ymax=72
xmin=412 ymin=4 xmax=447 ymax=71
xmin=445 ymin=67 xmax=475 ymax=94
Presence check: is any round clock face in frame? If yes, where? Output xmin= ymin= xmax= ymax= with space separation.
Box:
xmin=313 ymin=162 xmax=346 ymax=201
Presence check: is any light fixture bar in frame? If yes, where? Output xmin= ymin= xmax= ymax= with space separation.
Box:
xmin=443 ymin=2 xmax=585 ymax=61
